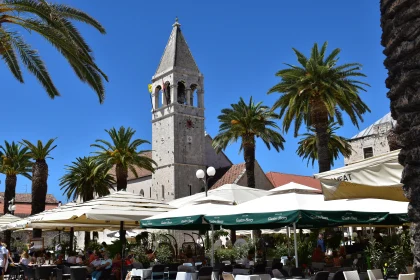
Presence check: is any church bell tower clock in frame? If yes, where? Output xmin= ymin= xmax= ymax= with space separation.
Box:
xmin=150 ymin=18 xmax=206 ymax=201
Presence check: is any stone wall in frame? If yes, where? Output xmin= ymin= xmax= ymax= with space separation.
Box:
xmin=126 ymin=177 xmax=153 ymax=198
xmin=204 ymin=134 xmax=232 ymax=169
xmin=345 ymin=122 xmax=393 ymax=165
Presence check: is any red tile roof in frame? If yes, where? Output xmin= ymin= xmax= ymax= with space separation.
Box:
xmin=109 ymin=151 xmax=153 ymax=181
xmin=209 ymin=163 xmax=246 ymax=190
xmin=0 ymin=193 xmax=58 ymax=204
xmin=266 ymin=172 xmax=322 ymax=192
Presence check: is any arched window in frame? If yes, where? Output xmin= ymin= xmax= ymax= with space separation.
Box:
xmin=190 ymin=84 xmax=197 ymax=106
xmin=164 ymin=82 xmax=171 ymax=104
xmin=162 ymin=185 xmax=165 ymax=199
xmin=189 ymin=184 xmax=192 ymax=196
xmin=140 ymin=189 xmax=144 ymax=197
xmin=177 ymin=82 xmax=186 ymax=104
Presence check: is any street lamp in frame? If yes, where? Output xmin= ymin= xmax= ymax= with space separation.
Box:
xmin=196 ymin=166 xmax=216 ymax=197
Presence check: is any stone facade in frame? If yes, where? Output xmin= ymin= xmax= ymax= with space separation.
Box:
xmin=345 ymin=113 xmax=396 ymax=165
xmin=235 ymin=161 xmax=274 ymax=190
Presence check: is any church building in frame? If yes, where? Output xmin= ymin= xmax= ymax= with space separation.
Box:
xmin=123 ymin=19 xmax=274 ymax=201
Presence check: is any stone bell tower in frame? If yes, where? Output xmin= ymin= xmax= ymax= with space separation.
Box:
xmin=150 ymin=18 xmax=206 ymax=201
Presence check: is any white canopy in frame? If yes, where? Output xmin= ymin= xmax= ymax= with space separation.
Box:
xmin=0 ymin=214 xmax=21 ymax=226
xmin=169 ymin=184 xmax=268 ymax=207
xmin=270 ymin=182 xmax=320 ymax=194
xmin=26 ymin=191 xmax=175 ymax=229
xmin=314 ymin=150 xmax=405 ymax=201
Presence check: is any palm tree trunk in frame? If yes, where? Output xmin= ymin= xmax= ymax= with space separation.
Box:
xmin=116 ymin=163 xmax=128 ymax=191
xmin=31 ymin=160 xmax=48 ymax=238
xmin=243 ymin=139 xmax=256 ymax=188
xmin=380 ymin=0 xmax=420 ymax=274
xmin=4 ymin=175 xmax=17 ymax=249
xmin=315 ymin=123 xmax=331 ymax=173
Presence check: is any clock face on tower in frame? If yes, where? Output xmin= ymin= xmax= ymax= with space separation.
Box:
xmin=185 ymin=118 xmax=195 ymax=129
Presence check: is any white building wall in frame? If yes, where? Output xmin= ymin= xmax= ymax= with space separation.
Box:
xmin=345 ymin=122 xmax=393 ymax=165
xmin=235 ymin=161 xmax=274 ymax=190
xmin=126 ymin=177 xmax=153 ymax=198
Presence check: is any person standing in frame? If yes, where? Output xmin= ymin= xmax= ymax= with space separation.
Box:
xmin=317 ymin=233 xmax=326 ymax=252
xmin=0 ymin=239 xmax=8 ymax=280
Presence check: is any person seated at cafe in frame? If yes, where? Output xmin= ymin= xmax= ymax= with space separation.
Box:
xmin=19 ymin=251 xmax=30 ymax=266
xmin=91 ymin=252 xmax=112 ymax=280
xmin=312 ymin=245 xmax=324 ymax=262
xmin=333 ymin=251 xmax=342 ymax=267
xmin=112 ymin=253 xmax=122 ymax=280
xmin=44 ymin=252 xmax=52 ymax=265
xmin=87 ymin=253 xmax=101 ymax=274
xmin=67 ymin=252 xmax=77 ymax=264
xmin=88 ymin=251 xmax=96 ymax=264
xmin=146 ymin=249 xmax=155 ymax=262
xmin=339 ymin=246 xmax=346 ymax=258
xmin=75 ymin=252 xmax=84 ymax=265
xmin=54 ymin=254 xmax=64 ymax=265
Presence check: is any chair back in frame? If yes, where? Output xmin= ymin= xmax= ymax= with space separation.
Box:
xmin=291 ymin=267 xmax=303 ymax=277
xmin=367 ymin=269 xmax=383 ymax=280
xmin=133 ymin=262 xmax=143 ymax=269
xmin=332 ymin=270 xmax=345 ymax=280
xmin=222 ymin=265 xmax=233 ymax=274
xmin=343 ymin=270 xmax=360 ymax=280
xmin=62 ymin=265 xmax=72 ymax=275
xmin=314 ymin=271 xmax=330 ymax=280
xmin=55 ymin=268 xmax=63 ymax=280
xmin=22 ymin=265 xmax=35 ymax=279
xmin=198 ymin=266 xmax=213 ymax=280
xmin=36 ymin=266 xmax=54 ymax=279
xmin=272 ymin=269 xmax=284 ymax=279
xmin=70 ymin=267 xmax=87 ymax=280
xmin=178 ymin=265 xmax=196 ymax=273
xmin=254 ymin=263 xmax=266 ymax=274
xmin=152 ymin=264 xmax=166 ymax=272
xmin=398 ymin=273 xmax=415 ymax=280
xmin=8 ymin=265 xmax=21 ymax=276
xmin=406 ymin=267 xmax=414 ymax=274
xmin=168 ymin=263 xmax=181 ymax=272
xmin=312 ymin=262 xmax=325 ymax=271
xmin=222 ymin=273 xmax=235 ymax=280
xmin=272 ymin=259 xmax=281 ymax=267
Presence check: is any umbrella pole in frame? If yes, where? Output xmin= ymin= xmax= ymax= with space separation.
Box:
xmin=120 ymin=221 xmax=125 ymax=280
xmin=293 ymin=223 xmax=298 ymax=268
xmin=69 ymin=227 xmax=74 ymax=253
xmin=286 ymin=227 xmax=290 ymax=256
xmin=211 ymin=224 xmax=215 ymax=266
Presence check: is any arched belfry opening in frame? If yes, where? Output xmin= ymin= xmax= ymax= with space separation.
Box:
xmin=154 ymin=85 xmax=162 ymax=109
xmin=177 ymin=81 xmax=186 ymax=104
xmin=164 ymin=82 xmax=171 ymax=105
xmin=190 ymin=84 xmax=198 ymax=106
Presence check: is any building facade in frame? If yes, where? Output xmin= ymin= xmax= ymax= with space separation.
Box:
xmin=344 ymin=112 xmax=396 ymax=165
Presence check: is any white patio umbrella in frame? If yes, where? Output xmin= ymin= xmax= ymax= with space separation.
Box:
xmin=0 ymin=214 xmax=22 ymax=231
xmin=314 ymin=149 xmax=405 ymax=201
xmin=169 ymin=184 xmax=269 ymax=207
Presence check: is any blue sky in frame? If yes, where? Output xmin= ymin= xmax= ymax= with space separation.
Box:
xmin=0 ymin=0 xmax=388 ymax=202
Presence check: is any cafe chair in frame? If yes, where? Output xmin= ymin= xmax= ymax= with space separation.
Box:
xmin=22 ymin=265 xmax=35 ymax=280
xmin=165 ymin=263 xmax=181 ymax=280
xmin=222 ymin=273 xmax=235 ymax=280
xmin=398 ymin=273 xmax=415 ymax=280
xmin=70 ymin=266 xmax=87 ymax=280
xmin=343 ymin=270 xmax=361 ymax=280
xmin=313 ymin=271 xmax=330 ymax=280
xmin=148 ymin=264 xmax=166 ymax=280
xmin=367 ymin=269 xmax=383 ymax=280
xmin=35 ymin=266 xmax=55 ymax=280
xmin=198 ymin=267 xmax=213 ymax=280
xmin=291 ymin=267 xmax=304 ymax=278
xmin=332 ymin=270 xmax=345 ymax=280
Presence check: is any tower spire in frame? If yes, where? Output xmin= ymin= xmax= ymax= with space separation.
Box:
xmin=153 ymin=18 xmax=200 ymax=79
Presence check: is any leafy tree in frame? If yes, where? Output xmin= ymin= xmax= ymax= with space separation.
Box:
xmin=268 ymin=42 xmax=370 ymax=172
xmin=0 ymin=0 xmax=107 ymax=102
xmin=60 ymin=156 xmax=114 ymax=247
xmin=0 ymin=141 xmax=32 ymax=247
xmin=212 ymin=97 xmax=285 ymax=188
xmin=297 ymin=121 xmax=352 ymax=167
xmin=380 ymin=0 xmax=420 ymax=270
xmin=91 ymin=126 xmax=156 ymax=191
xmin=21 ymin=138 xmax=57 ymax=237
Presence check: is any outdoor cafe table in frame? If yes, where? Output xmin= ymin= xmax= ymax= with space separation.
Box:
xmin=131 ymin=268 xmax=152 ymax=278
xmin=235 ymin=275 xmax=271 ymax=280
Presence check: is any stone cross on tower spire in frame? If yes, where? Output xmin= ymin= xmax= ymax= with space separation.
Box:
xmin=153 ymin=18 xmax=200 ymax=79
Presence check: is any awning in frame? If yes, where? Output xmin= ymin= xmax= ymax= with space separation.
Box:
xmin=314 ymin=150 xmax=406 ymax=201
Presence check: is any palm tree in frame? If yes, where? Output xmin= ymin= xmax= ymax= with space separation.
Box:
xmin=0 ymin=141 xmax=32 ymax=247
xmin=380 ymin=0 xmax=420 ymax=271
xmin=212 ymin=97 xmax=285 ymax=188
xmin=268 ymin=42 xmax=370 ymax=172
xmin=0 ymin=0 xmax=107 ymax=102
xmin=91 ymin=126 xmax=156 ymax=191
xmin=296 ymin=121 xmax=352 ymax=167
xmin=60 ymin=156 xmax=115 ymax=247
xmin=21 ymin=138 xmax=57 ymax=237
